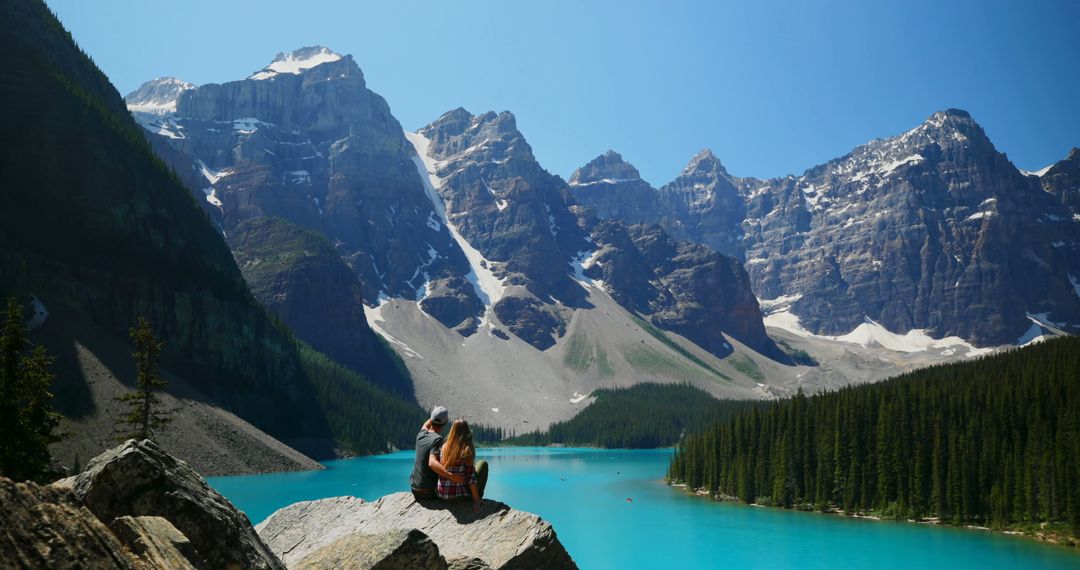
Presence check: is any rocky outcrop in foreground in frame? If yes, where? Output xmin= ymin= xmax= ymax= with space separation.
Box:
xmin=2 ymin=440 xmax=576 ymax=569
xmin=0 ymin=477 xmax=138 ymax=569
xmin=257 ymin=493 xmax=578 ymax=569
xmin=70 ymin=439 xmax=283 ymax=569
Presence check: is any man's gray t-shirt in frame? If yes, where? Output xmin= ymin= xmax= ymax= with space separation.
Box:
xmin=410 ymin=429 xmax=443 ymax=492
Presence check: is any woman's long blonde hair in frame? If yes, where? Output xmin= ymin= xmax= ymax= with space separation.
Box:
xmin=441 ymin=420 xmax=475 ymax=468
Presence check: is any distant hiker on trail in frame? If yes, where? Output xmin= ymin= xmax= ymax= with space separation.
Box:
xmin=435 ymin=419 xmax=489 ymax=512
xmin=411 ymin=406 xmax=465 ymax=500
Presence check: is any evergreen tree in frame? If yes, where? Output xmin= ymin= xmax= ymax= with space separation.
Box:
xmin=114 ymin=317 xmax=171 ymax=441
xmin=0 ymin=297 xmax=63 ymax=482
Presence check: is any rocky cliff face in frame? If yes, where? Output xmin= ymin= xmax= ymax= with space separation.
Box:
xmin=410 ymin=108 xmax=593 ymax=347
xmin=171 ymin=48 xmax=476 ymax=311
xmin=574 ymin=110 xmax=1080 ymax=346
xmin=568 ymin=150 xmax=662 ymax=227
xmin=130 ymin=47 xmax=474 ymax=387
xmin=588 ymin=221 xmax=774 ymax=357
xmin=1038 ymin=147 xmax=1080 ymax=215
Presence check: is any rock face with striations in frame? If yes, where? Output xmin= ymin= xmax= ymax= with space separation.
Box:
xmin=572 ymin=110 xmax=1080 ymax=346
xmin=587 ymin=221 xmax=775 ymax=357
xmin=1038 ymin=147 xmax=1080 ymax=215
xmin=257 ymin=492 xmax=578 ymax=569
xmin=0 ymin=477 xmax=139 ymax=569
xmin=568 ymin=150 xmax=663 ymax=228
xmin=411 ymin=108 xmax=593 ymax=346
xmin=71 ymin=439 xmax=285 ymax=570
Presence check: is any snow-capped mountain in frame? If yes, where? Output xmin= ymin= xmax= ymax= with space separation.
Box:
xmin=129 ymin=48 xmax=788 ymax=428
xmin=571 ymin=110 xmax=1080 ymax=347
xmin=123 ymin=77 xmax=193 ymax=122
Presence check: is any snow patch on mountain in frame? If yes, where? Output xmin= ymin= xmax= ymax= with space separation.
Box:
xmin=569 ymin=178 xmax=641 ymax=187
xmin=763 ymin=309 xmax=992 ymax=357
xmin=570 ymin=391 xmax=590 ymax=404
xmin=1021 ymin=165 xmax=1053 ymax=177
xmin=405 ymin=130 xmax=506 ymax=308
xmin=570 ymin=249 xmax=604 ymax=291
xmin=233 ymin=117 xmax=267 ymax=134
xmin=1016 ymin=322 xmax=1049 ymax=346
xmin=27 ymin=296 xmax=48 ymax=330
xmin=196 ymin=159 xmax=231 ymax=185
xmin=249 ymin=47 xmax=342 ymax=80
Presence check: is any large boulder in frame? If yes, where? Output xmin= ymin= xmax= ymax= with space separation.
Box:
xmin=296 ymin=528 xmax=446 ymax=570
xmin=0 ymin=477 xmax=137 ymax=569
xmin=71 ymin=439 xmax=284 ymax=570
xmin=257 ymin=493 xmax=577 ymax=569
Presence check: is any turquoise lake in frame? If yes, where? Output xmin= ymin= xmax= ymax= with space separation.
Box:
xmin=209 ymin=447 xmax=1079 ymax=569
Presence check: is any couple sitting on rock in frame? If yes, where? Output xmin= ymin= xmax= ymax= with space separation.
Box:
xmin=410 ymin=406 xmax=489 ymax=512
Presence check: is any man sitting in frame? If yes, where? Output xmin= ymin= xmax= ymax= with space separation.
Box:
xmin=410 ymin=406 xmax=465 ymax=500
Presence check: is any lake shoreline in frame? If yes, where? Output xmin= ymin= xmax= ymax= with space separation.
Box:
xmin=210 ymin=447 xmax=1080 ymax=569
xmin=668 ymin=483 xmax=1079 ymax=551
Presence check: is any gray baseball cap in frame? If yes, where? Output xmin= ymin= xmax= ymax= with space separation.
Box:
xmin=430 ymin=406 xmax=449 ymax=425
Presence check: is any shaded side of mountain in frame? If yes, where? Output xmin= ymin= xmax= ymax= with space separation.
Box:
xmin=0 ymin=0 xmax=421 ymax=460
xmin=229 ymin=217 xmax=414 ymax=399
xmin=34 ymin=302 xmax=323 ymax=476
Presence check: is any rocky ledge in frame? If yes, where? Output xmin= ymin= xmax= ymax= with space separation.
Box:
xmin=258 ymin=493 xmax=577 ymax=569
xmin=1 ymin=440 xmax=576 ymax=569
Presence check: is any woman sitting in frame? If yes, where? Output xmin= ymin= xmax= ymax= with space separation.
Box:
xmin=435 ymin=420 xmax=489 ymax=512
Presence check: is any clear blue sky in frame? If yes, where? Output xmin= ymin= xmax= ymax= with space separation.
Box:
xmin=48 ymin=0 xmax=1079 ymax=185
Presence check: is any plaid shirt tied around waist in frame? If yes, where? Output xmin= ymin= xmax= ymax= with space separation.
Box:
xmin=435 ymin=448 xmax=477 ymax=500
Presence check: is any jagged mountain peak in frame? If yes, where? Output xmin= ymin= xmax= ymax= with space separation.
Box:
xmin=900 ymin=108 xmax=991 ymax=148
xmin=921 ymin=108 xmax=984 ymax=137
xmin=931 ymin=107 xmax=972 ymax=120
xmin=129 ymin=76 xmax=193 ymax=92
xmin=800 ymin=108 xmax=996 ymax=187
xmin=569 ymin=150 xmax=642 ymax=186
xmin=124 ymin=76 xmax=194 ymax=118
xmin=422 ymin=107 xmax=517 ymax=135
xmin=679 ymin=148 xmax=730 ymax=178
xmin=249 ymin=46 xmax=344 ymax=80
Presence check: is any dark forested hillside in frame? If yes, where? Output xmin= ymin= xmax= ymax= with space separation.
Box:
xmin=0 ymin=0 xmax=419 ymax=458
xmin=509 ymin=384 xmax=756 ymax=448
xmin=668 ymin=337 xmax=1080 ymax=537
xmin=230 ymin=218 xmax=414 ymax=399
